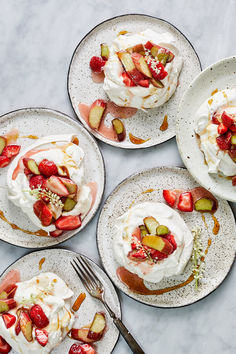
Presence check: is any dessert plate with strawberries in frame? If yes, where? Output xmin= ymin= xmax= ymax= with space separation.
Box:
xmin=97 ymin=166 xmax=236 ymax=307
xmin=0 ymin=248 xmax=120 ymax=354
xmin=0 ymin=108 xmax=104 ymax=248
xmin=68 ymin=14 xmax=201 ymax=148
xmin=176 ymin=56 xmax=236 ymax=201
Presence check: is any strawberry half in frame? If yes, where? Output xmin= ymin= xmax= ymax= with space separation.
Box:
xmin=122 ymin=72 xmax=136 ymax=87
xmin=41 ymin=205 xmax=53 ymax=226
xmin=221 ymin=111 xmax=234 ymax=127
xmin=55 ymin=215 xmax=82 ymax=230
xmin=163 ymin=189 xmax=177 ymax=207
xmin=38 ymin=159 xmax=58 ymax=177
xmin=0 ymin=336 xmax=11 ymax=354
xmin=90 ymin=56 xmax=106 ymax=73
xmin=138 ymin=79 xmax=150 ymax=87
xmin=33 ymin=200 xmax=45 ymax=219
xmin=132 ymin=227 xmax=141 ymax=242
xmin=44 ymin=175 xmax=69 ymax=197
xmin=177 ymin=192 xmax=193 ymax=212
xmin=29 ymin=304 xmax=49 ymax=328
xmin=2 ymin=145 xmax=21 ymax=159
xmin=2 ymin=313 xmax=16 ymax=329
xmin=0 ymin=156 xmax=10 ymax=168
xmin=216 ymin=131 xmax=232 ymax=150
xmin=35 ymin=328 xmax=48 ymax=347
xmin=165 ymin=234 xmax=177 ymax=251
xmin=212 ymin=112 xmax=220 ymax=125
xmin=217 ymin=123 xmax=228 ymax=135
xmin=29 ymin=175 xmax=46 ymax=190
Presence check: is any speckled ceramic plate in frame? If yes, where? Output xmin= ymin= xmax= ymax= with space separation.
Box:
xmin=97 ymin=167 xmax=236 ymax=307
xmin=0 ymin=249 xmax=120 ymax=353
xmin=0 ymin=108 xmax=105 ymax=248
xmin=68 ymin=14 xmax=201 ymax=149
xmin=176 ymin=56 xmax=236 ymax=202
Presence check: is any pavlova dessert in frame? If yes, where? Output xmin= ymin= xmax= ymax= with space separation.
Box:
xmin=0 ymin=272 xmax=75 ymax=353
xmin=90 ymin=29 xmax=182 ymax=109
xmin=7 ymin=135 xmax=93 ymax=237
xmin=114 ymin=202 xmax=193 ymax=283
xmin=195 ymin=89 xmax=236 ymax=185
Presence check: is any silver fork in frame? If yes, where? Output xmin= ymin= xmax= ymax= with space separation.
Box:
xmin=71 ymin=255 xmax=145 ymax=354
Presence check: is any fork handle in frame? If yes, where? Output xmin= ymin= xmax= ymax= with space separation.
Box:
xmin=113 ymin=317 xmax=145 ymax=354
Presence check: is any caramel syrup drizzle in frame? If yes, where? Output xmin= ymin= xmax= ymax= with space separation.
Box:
xmin=160 ymin=115 xmax=168 ymax=131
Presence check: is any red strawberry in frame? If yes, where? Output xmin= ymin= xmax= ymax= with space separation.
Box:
xmin=178 ymin=192 xmax=193 ymax=212
xmin=147 ymin=60 xmax=168 ymax=81
xmin=29 ymin=175 xmax=46 ymax=190
xmin=89 ymin=56 xmax=106 ymax=73
xmin=165 ymin=234 xmax=177 ymax=251
xmin=132 ymin=227 xmax=141 ymax=242
xmin=2 ymin=313 xmax=16 ymax=329
xmin=138 ymin=79 xmax=150 ymax=87
xmin=217 ymin=123 xmax=228 ymax=135
xmin=232 ymin=175 xmax=236 ymax=186
xmin=163 ymin=189 xmax=177 ymax=207
xmin=55 ymin=215 xmax=81 ymax=230
xmin=212 ymin=113 xmax=220 ymax=125
xmin=151 ymin=250 xmax=168 ymax=260
xmin=49 ymin=229 xmax=63 ymax=237
xmin=0 ymin=336 xmax=11 ymax=354
xmin=33 ymin=200 xmax=45 ymax=219
xmin=2 ymin=145 xmax=21 ymax=159
xmin=35 ymin=328 xmax=48 ymax=347
xmin=15 ymin=319 xmax=21 ymax=335
xmin=122 ymin=72 xmax=136 ymax=87
xmin=0 ymin=156 xmax=10 ymax=168
xmin=4 ymin=284 xmax=17 ymax=298
xmin=41 ymin=205 xmax=53 ymax=226
xmin=216 ymin=131 xmax=232 ymax=150
xmin=144 ymin=41 xmax=153 ymax=50
xmin=29 ymin=305 xmax=49 ymax=328
xmin=230 ymin=124 xmax=236 ymax=132
xmin=128 ymin=249 xmax=146 ymax=260
xmin=221 ymin=111 xmax=234 ymax=127
xmin=44 ymin=175 xmax=69 ymax=197
xmin=38 ymin=159 xmax=58 ymax=177
xmin=69 ymin=343 xmax=96 ymax=354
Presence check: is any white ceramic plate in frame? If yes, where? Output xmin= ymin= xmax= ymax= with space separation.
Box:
xmin=0 ymin=249 xmax=120 ymax=353
xmin=0 ymin=108 xmax=105 ymax=248
xmin=97 ymin=167 xmax=236 ymax=307
xmin=68 ymin=14 xmax=201 ymax=149
xmin=176 ymin=56 xmax=236 ymax=201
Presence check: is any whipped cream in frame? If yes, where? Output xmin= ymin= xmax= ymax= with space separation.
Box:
xmin=0 ymin=272 xmax=75 ymax=354
xmin=195 ymin=89 xmax=236 ymax=176
xmin=113 ymin=202 xmax=193 ymax=283
xmin=103 ymin=29 xmax=182 ymax=109
xmin=7 ymin=135 xmax=92 ymax=232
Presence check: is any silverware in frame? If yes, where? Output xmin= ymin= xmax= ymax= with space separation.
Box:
xmin=71 ymin=255 xmax=145 ymax=354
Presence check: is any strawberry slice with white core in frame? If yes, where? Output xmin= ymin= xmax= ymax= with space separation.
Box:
xmin=88 ymin=99 xmax=106 ymax=130
xmin=35 ymin=328 xmax=48 ymax=347
xmin=0 ymin=156 xmax=10 ymax=168
xmin=221 ymin=111 xmax=234 ymax=127
xmin=55 ymin=215 xmax=82 ymax=230
xmin=2 ymin=313 xmax=16 ymax=329
xmin=177 ymin=192 xmax=193 ymax=212
xmin=163 ymin=189 xmax=177 ymax=207
xmin=2 ymin=145 xmax=21 ymax=159
xmin=58 ymin=177 xmax=77 ymax=195
xmin=44 ymin=175 xmax=69 ymax=197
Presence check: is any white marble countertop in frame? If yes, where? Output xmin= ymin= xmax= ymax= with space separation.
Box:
xmin=0 ymin=1 xmax=235 ymax=353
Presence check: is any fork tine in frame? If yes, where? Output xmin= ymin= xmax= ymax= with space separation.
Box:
xmin=75 ymin=257 xmax=97 ymax=289
xmin=79 ymin=255 xmax=102 ymax=288
xmin=70 ymin=261 xmax=90 ymax=293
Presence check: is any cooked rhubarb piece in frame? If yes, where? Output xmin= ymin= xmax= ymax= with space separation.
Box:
xmin=212 ymin=112 xmax=220 ymax=125
xmin=150 ymin=45 xmax=160 ymax=58
xmin=71 ymin=327 xmax=95 ymax=343
xmin=131 ymin=53 xmax=152 ymax=78
xmin=44 ymin=175 xmax=69 ymax=197
xmin=15 ymin=319 xmax=21 ymax=335
xmin=218 ymin=123 xmax=228 ymax=135
xmin=216 ymin=131 xmax=232 ymax=150
xmin=142 ymin=235 xmax=173 ymax=255
xmin=2 ymin=313 xmax=16 ymax=329
xmin=157 ymin=52 xmax=169 ymax=65
xmin=191 ymin=187 xmax=218 ymax=212
xmin=127 ymin=44 xmax=145 ymax=54
xmin=150 ymin=78 xmax=164 ymax=88
xmin=0 ymin=291 xmax=7 ymax=300
xmin=0 ymin=336 xmax=11 ymax=354
xmin=55 ymin=215 xmax=81 ymax=230
xmin=143 ymin=216 xmax=159 ymax=234
xmin=49 ymin=229 xmax=64 ymax=237
xmin=2 ymin=145 xmax=21 ymax=159
xmin=156 ymin=225 xmax=169 ymax=236
xmin=0 ymin=156 xmax=10 ymax=168
xmin=63 ymin=198 xmax=77 ymax=211
xmin=19 ymin=311 xmax=33 ymax=342
xmin=229 ymin=146 xmax=236 ymax=161
xmin=221 ymin=111 xmax=234 ymax=127
xmin=132 ymin=227 xmax=141 ymax=241
xmin=0 ymin=299 xmax=17 ymax=313
xmin=0 ymin=136 xmax=6 ymax=155
xmin=87 ymin=312 xmax=106 ymax=341
xmin=89 ymin=99 xmax=106 ymax=130
xmin=23 ymin=158 xmax=40 ymax=175
xmin=0 ymin=284 xmax=17 ymax=299
xmin=112 ymin=118 xmax=126 ymax=141
xmin=38 ymin=159 xmax=58 ymax=177
xmin=177 ymin=192 xmax=193 ymax=212
xmin=232 ymin=175 xmax=236 ymax=186
xmin=90 ymin=56 xmax=106 ymax=73
xmin=163 ymin=189 xmax=177 ymax=207
xmin=58 ymin=177 xmax=77 ymax=195
xmin=231 ymin=134 xmax=236 ymax=145
xmin=139 ymin=224 xmax=148 ymax=237
xmin=29 ymin=304 xmax=49 ymax=328
xmin=100 ymin=43 xmax=109 ymax=60
xmin=35 ymin=328 xmax=48 ymax=347
xmin=57 ymin=165 xmax=70 ymax=177
xmin=69 ymin=343 xmax=96 ymax=354
xmin=117 ymin=51 xmax=144 ymax=84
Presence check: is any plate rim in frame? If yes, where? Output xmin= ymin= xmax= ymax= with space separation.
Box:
xmin=67 ymin=13 xmax=202 ymax=150
xmin=176 ymin=55 xmax=236 ymax=202
xmin=0 ymin=247 xmax=121 ymax=354
xmin=96 ymin=165 xmax=236 ymax=308
xmin=0 ymin=106 xmax=106 ymax=249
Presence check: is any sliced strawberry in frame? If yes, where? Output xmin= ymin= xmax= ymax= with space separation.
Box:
xmin=41 ymin=205 xmax=53 ymax=227
xmin=35 ymin=328 xmax=48 ymax=347
xmin=2 ymin=313 xmax=16 ymax=329
xmin=44 ymin=175 xmax=69 ymax=197
xmin=29 ymin=304 xmax=49 ymax=328
xmin=177 ymin=192 xmax=193 ymax=212
xmin=144 ymin=41 xmax=153 ymax=50
xmin=29 ymin=175 xmax=46 ymax=190
xmin=2 ymin=145 xmax=21 ymax=159
xmin=163 ymin=189 xmax=177 ymax=207
xmin=4 ymin=284 xmax=17 ymax=298
xmin=90 ymin=56 xmax=106 ymax=73
xmin=49 ymin=229 xmax=64 ymax=237
xmin=221 ymin=111 xmax=234 ymax=127
xmin=216 ymin=131 xmax=232 ymax=150
xmin=0 ymin=336 xmax=11 ymax=354
xmin=69 ymin=343 xmax=96 ymax=354
xmin=217 ymin=123 xmax=228 ymax=135
xmin=33 ymin=200 xmax=45 ymax=219
xmin=128 ymin=249 xmax=146 ymax=260
xmin=38 ymin=159 xmax=58 ymax=177
xmin=212 ymin=112 xmax=220 ymax=125
xmin=0 ymin=156 xmax=10 ymax=168
xmin=138 ymin=79 xmax=150 ymax=87
xmin=15 ymin=319 xmax=21 ymax=335
xmin=230 ymin=124 xmax=236 ymax=132
xmin=55 ymin=215 xmax=81 ymax=230
xmin=132 ymin=227 xmax=141 ymax=242
xmin=122 ymin=72 xmax=136 ymax=87
xmin=165 ymin=234 xmax=177 ymax=251
xmin=151 ymin=250 xmax=168 ymax=260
